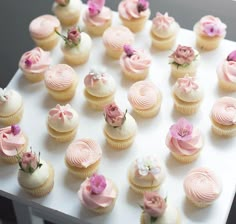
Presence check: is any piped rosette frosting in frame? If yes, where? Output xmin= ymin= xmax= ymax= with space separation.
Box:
xmin=211 ymin=97 xmax=236 ymax=126
xmin=19 ymin=47 xmax=51 ymax=74
xmin=183 ymin=167 xmax=222 ymax=207
xmin=166 ymin=118 xmax=203 ymax=156
xmin=47 ymin=104 xmax=79 ymax=132
xmin=66 ymin=139 xmax=102 ymax=168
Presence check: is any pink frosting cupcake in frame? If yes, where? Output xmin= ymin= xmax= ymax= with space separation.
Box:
xmin=120 ymin=45 xmax=151 ymax=81
xmin=184 ymin=167 xmax=222 ymax=207
xmin=217 ymin=50 xmax=236 ymax=91
xmin=166 ymin=118 xmax=204 ymax=163
xmin=78 ymin=173 xmax=118 ymax=213
xmin=65 ymin=138 xmax=102 ymax=178
xmin=29 ymin=14 xmax=61 ymax=51
xmin=83 ymin=0 xmax=112 ymax=36
xmin=44 ymin=64 xmax=78 ymax=101
xmin=128 ymin=80 xmax=162 ymax=118
xmin=0 ymin=125 xmax=28 ymax=164
xmin=19 ymin=47 xmax=51 ymax=82
xmin=210 ymin=96 xmax=236 ymax=137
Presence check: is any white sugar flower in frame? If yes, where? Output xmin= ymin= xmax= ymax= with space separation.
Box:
xmin=136 ymin=156 xmax=161 ymax=176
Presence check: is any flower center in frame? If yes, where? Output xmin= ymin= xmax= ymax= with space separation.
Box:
xmin=178 ymin=128 xmax=189 ymax=137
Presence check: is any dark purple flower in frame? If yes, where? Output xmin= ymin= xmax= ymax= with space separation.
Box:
xmin=88 ymin=0 xmax=105 ymax=16
xmin=123 ymin=45 xmax=134 ymax=57
xmin=137 ymin=0 xmax=149 ymax=13
xmin=25 ymin=59 xmax=32 ymax=67
xmin=11 ymin=125 xmax=21 ymax=135
xmin=227 ymin=50 xmax=236 ymax=62
xmin=90 ymin=174 xmax=107 ymax=194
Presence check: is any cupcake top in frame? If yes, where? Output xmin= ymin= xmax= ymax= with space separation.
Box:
xmin=84 ymin=68 xmax=115 ymax=97
xmin=128 ymin=155 xmax=165 ymax=188
xmin=29 ymin=14 xmax=60 ymax=39
xmin=166 ymin=118 xmax=203 ymax=156
xmin=103 ymin=25 xmax=134 ymax=51
xmin=196 ymin=15 xmax=226 ymax=38
xmin=0 ymin=125 xmax=26 ymax=157
xmin=53 ymin=0 xmax=81 ymax=16
xmin=211 ymin=97 xmax=236 ymax=126
xmin=83 ymin=0 xmax=112 ymax=26
xmin=128 ymin=80 xmax=161 ymax=110
xmin=65 ymin=138 xmax=102 ymax=168
xmin=19 ymin=47 xmax=51 ymax=74
xmin=217 ymin=50 xmax=236 ymax=85
xmin=44 ymin=64 xmax=77 ymax=91
xmin=118 ymin=0 xmax=150 ymax=20
xmin=173 ymin=75 xmax=203 ymax=102
xmin=0 ymin=88 xmax=23 ymax=116
xmin=120 ymin=45 xmax=151 ymax=74
xmin=152 ymin=12 xmax=179 ymax=38
xmin=78 ymin=173 xmax=117 ymax=209
xmin=47 ymin=104 xmax=79 ymax=132
xmin=183 ymin=167 xmax=222 ymax=205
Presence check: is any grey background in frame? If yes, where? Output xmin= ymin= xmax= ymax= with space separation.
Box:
xmin=0 ymin=0 xmax=235 ymax=223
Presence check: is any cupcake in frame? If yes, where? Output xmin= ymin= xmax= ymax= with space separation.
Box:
xmin=194 ymin=15 xmax=226 ymax=51
xmin=103 ymin=103 xmax=137 ymax=149
xmin=17 ymin=150 xmax=54 ymax=197
xmin=128 ymin=81 xmax=162 ymax=118
xmin=217 ymin=50 xmax=236 ymax=91
xmin=29 ymin=15 xmax=61 ymax=51
xmin=83 ymin=0 xmax=112 ymax=36
xmin=47 ymin=104 xmax=79 ymax=142
xmin=172 ymin=75 xmax=203 ymax=114
xmin=150 ymin=12 xmax=180 ymax=50
xmin=120 ymin=45 xmax=152 ymax=81
xmin=52 ymin=0 xmax=82 ymax=27
xmin=169 ymin=45 xmax=200 ymax=79
xmin=84 ymin=68 xmax=116 ymax=110
xmin=184 ymin=167 xmax=222 ymax=207
xmin=102 ymin=25 xmax=134 ymax=59
xmin=0 ymin=88 xmax=24 ymax=126
xmin=128 ymin=156 xmax=165 ymax=194
xmin=140 ymin=192 xmax=181 ymax=224
xmin=78 ymin=173 xmax=118 ymax=213
xmin=210 ymin=97 xmax=236 ymax=137
xmin=44 ymin=64 xmax=78 ymax=101
xmin=65 ymin=138 xmax=102 ymax=178
xmin=165 ymin=118 xmax=204 ymax=163
xmin=0 ymin=125 xmax=28 ymax=164
xmin=118 ymin=0 xmax=150 ymax=33
xmin=56 ymin=26 xmax=92 ymax=65
xmin=18 ymin=47 xmax=51 ymax=82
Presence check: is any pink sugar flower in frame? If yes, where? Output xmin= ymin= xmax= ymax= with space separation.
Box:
xmin=90 ymin=174 xmax=107 ymax=194
xmin=88 ymin=0 xmax=105 ymax=16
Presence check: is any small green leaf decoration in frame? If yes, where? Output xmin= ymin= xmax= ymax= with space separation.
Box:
xmin=139 ymin=205 xmax=144 ymax=210
xmin=150 ymin=216 xmax=158 ymax=223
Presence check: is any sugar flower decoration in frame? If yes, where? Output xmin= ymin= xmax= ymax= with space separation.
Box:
xmin=89 ymin=174 xmax=107 ymax=194
xmin=84 ymin=68 xmax=108 ymax=88
xmin=227 ymin=50 xmax=236 ymax=62
xmin=177 ymin=75 xmax=199 ymax=93
xmin=137 ymin=0 xmax=149 ymax=13
xmin=49 ymin=104 xmax=74 ymax=121
xmin=123 ymin=45 xmax=135 ymax=57
xmin=0 ymin=88 xmax=9 ymax=103
xmin=11 ymin=125 xmax=21 ymax=136
xmin=88 ymin=0 xmax=105 ymax=16
xmin=136 ymin=156 xmax=161 ymax=176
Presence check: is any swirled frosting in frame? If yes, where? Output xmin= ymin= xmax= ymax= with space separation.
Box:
xmin=84 ymin=69 xmax=115 ymax=97
xmin=211 ymin=97 xmax=236 ymax=126
xmin=173 ymin=76 xmax=203 ymax=102
xmin=184 ymin=167 xmax=222 ymax=204
xmin=44 ymin=64 xmax=76 ymax=91
xmin=29 ymin=15 xmax=60 ymax=39
xmin=83 ymin=6 xmax=112 ymax=26
xmin=48 ymin=104 xmax=79 ymax=132
xmin=19 ymin=47 xmax=51 ymax=73
xmin=0 ymin=126 xmax=26 ymax=156
xmin=217 ymin=60 xmax=236 ymax=84
xmin=120 ymin=48 xmax=151 ymax=74
xmin=65 ymin=138 xmax=102 ymax=168
xmin=103 ymin=26 xmax=134 ymax=51
xmin=118 ymin=0 xmax=150 ymax=20
xmin=128 ymin=81 xmax=161 ymax=110
xmin=152 ymin=12 xmax=179 ymax=38
xmin=78 ymin=177 xmax=117 ymax=209
xmin=0 ymin=89 xmax=22 ymax=116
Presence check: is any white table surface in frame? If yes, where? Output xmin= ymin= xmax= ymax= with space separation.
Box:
xmin=1 ymin=8 xmax=236 ymax=224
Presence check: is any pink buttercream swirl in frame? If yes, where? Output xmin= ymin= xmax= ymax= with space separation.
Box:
xmin=49 ymin=104 xmax=74 ymax=122
xmin=199 ymin=15 xmax=226 ymax=37
xmin=211 ymin=97 xmax=236 ymax=125
xmin=0 ymin=126 xmax=26 ymax=156
xmin=44 ymin=64 xmax=75 ymax=91
xmin=128 ymin=81 xmax=159 ymax=110
xmin=177 ymin=76 xmax=199 ymax=93
xmin=78 ymin=176 xmax=117 ymax=209
xmin=66 ymin=138 xmax=102 ymax=168
xmin=184 ymin=167 xmax=222 ymax=204
xmin=29 ymin=15 xmax=60 ymax=38
xmin=152 ymin=12 xmax=174 ymax=30
xmin=84 ymin=69 xmax=108 ymax=88
xmin=218 ymin=60 xmax=236 ymax=83
xmin=19 ymin=47 xmax=51 ymax=73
